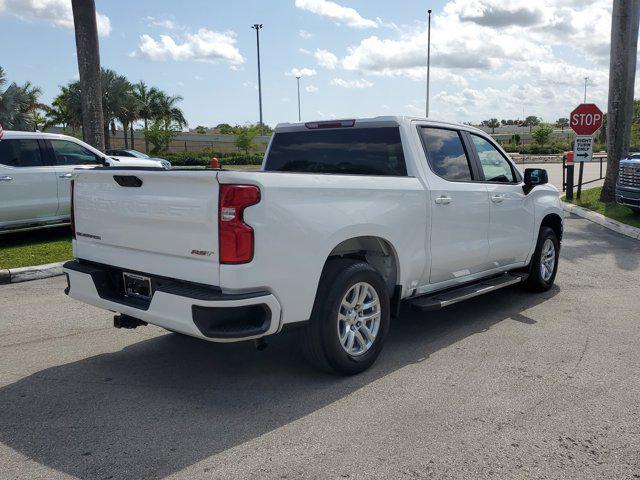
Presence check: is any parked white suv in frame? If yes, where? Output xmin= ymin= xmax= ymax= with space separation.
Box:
xmin=63 ymin=117 xmax=563 ymax=374
xmin=0 ymin=131 xmax=170 ymax=233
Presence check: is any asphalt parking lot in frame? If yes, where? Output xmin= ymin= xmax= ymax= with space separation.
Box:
xmin=1 ymin=214 xmax=639 ymax=480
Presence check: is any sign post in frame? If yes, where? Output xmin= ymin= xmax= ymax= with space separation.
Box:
xmin=569 ymin=103 xmax=603 ymax=199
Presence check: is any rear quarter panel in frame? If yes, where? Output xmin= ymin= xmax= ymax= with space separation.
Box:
xmin=217 ymin=170 xmax=427 ymax=326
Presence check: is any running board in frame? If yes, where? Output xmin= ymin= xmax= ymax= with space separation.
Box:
xmin=410 ymin=273 xmax=528 ymax=311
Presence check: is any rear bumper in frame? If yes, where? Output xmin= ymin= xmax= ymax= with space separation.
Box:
xmin=63 ymin=260 xmax=281 ymax=342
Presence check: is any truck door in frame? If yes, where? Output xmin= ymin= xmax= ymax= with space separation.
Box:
xmin=47 ymin=139 xmax=103 ymax=217
xmin=467 ymin=134 xmax=534 ymax=266
xmin=0 ymin=138 xmax=58 ymax=227
xmin=417 ymin=126 xmax=492 ymax=284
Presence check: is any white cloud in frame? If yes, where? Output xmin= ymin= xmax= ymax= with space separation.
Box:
xmin=134 ymin=28 xmax=244 ymax=65
xmin=295 ymin=0 xmax=378 ymax=29
xmin=314 ymin=49 xmax=338 ymax=70
xmin=145 ymin=16 xmax=180 ymax=30
xmin=286 ymin=67 xmax=317 ymax=77
xmin=306 ymin=84 xmax=319 ymax=93
xmin=299 ymin=48 xmax=311 ymax=54
xmin=0 ymin=0 xmax=111 ymax=36
xmin=330 ymin=78 xmax=373 ymax=89
xmin=299 ymin=29 xmax=313 ymax=39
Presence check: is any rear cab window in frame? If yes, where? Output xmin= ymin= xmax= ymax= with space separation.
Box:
xmin=264 ymin=126 xmax=407 ymax=176
xmin=0 ymin=139 xmax=45 ymax=167
xmin=419 ymin=127 xmax=473 ymax=182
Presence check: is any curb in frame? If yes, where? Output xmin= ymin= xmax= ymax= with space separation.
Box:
xmin=0 ymin=261 xmax=66 ymax=285
xmin=562 ymin=202 xmax=640 ymax=241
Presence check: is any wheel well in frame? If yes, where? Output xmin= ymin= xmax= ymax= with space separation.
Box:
xmin=326 ymin=236 xmax=398 ymax=295
xmin=541 ymin=213 xmax=563 ymax=242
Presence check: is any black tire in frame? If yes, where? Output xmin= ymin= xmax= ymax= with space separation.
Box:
xmin=300 ymin=259 xmax=390 ymax=375
xmin=523 ymin=226 xmax=559 ymax=292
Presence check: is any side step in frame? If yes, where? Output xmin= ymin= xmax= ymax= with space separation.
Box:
xmin=410 ymin=273 xmax=528 ymax=311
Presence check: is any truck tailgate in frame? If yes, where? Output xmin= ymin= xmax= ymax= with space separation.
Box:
xmin=73 ymin=169 xmax=220 ymax=286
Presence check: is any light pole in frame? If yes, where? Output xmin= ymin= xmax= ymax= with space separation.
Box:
xmin=296 ymin=76 xmax=302 ymax=121
xmin=426 ymin=9 xmax=432 ymax=118
xmin=583 ymin=76 xmax=589 ymax=103
xmin=252 ymin=24 xmax=263 ymax=132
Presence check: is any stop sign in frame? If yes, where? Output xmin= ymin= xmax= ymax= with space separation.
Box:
xmin=570 ymin=103 xmax=603 ymax=135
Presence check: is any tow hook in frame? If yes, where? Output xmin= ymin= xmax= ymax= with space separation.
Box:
xmin=254 ymin=338 xmax=268 ymax=351
xmin=113 ymin=314 xmax=148 ymax=329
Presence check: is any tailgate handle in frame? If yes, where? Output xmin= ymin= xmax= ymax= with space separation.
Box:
xmin=113 ymin=175 xmax=143 ymax=187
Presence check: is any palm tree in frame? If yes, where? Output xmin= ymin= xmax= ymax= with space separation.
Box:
xmin=132 ymin=81 xmax=161 ymax=153
xmin=117 ymin=90 xmax=140 ymax=149
xmin=45 ymin=83 xmax=82 ymax=132
xmin=100 ymin=68 xmax=131 ymax=150
xmin=155 ymin=92 xmax=187 ymax=129
xmin=0 ymin=67 xmax=38 ymax=130
xmin=71 ymin=0 xmax=104 ymax=150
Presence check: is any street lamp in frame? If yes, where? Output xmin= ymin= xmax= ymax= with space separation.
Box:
xmin=583 ymin=76 xmax=589 ymax=103
xmin=426 ymin=9 xmax=432 ymax=118
xmin=252 ymin=24 xmax=263 ymax=132
xmin=296 ymin=75 xmax=302 ymax=122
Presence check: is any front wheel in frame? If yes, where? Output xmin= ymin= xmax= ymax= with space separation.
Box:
xmin=301 ymin=259 xmax=390 ymax=375
xmin=523 ymin=226 xmax=559 ymax=292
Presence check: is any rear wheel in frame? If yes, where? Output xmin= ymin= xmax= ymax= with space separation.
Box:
xmin=301 ymin=259 xmax=390 ymax=375
xmin=523 ymin=226 xmax=559 ymax=292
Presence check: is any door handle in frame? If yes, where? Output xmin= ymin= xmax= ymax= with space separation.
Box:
xmin=59 ymin=173 xmax=73 ymax=179
xmin=491 ymin=194 xmax=505 ymax=203
xmin=435 ymin=195 xmax=452 ymax=205
xmin=0 ymin=175 xmax=12 ymax=182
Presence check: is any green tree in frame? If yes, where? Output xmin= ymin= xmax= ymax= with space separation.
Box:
xmin=145 ymin=119 xmax=180 ymax=154
xmin=195 ymin=125 xmax=207 ymax=134
xmin=216 ymin=123 xmax=233 ymax=134
xmin=525 ymin=115 xmax=540 ymax=132
xmin=0 ymin=67 xmax=40 ymax=130
xmin=45 ymin=83 xmax=82 ymax=132
xmin=532 ymin=124 xmax=553 ymax=146
xmin=155 ymin=92 xmax=187 ymax=130
xmin=133 ymin=81 xmax=162 ymax=153
xmin=555 ymin=117 xmax=569 ymax=131
xmin=100 ymin=68 xmax=131 ymax=150
xmin=234 ymin=129 xmax=257 ymax=154
xmin=486 ymin=118 xmax=500 ymax=133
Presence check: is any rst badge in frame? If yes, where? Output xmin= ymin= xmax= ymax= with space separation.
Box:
xmin=191 ymin=249 xmax=214 ymax=257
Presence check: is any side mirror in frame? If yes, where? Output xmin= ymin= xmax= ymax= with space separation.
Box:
xmin=523 ymin=168 xmax=548 ymax=194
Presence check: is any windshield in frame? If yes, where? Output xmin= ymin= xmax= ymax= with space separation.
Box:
xmin=128 ymin=150 xmax=151 ymax=159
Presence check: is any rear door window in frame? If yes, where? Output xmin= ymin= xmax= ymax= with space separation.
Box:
xmin=264 ymin=127 xmax=407 ymax=176
xmin=0 ymin=139 xmax=44 ymax=167
xmin=419 ymin=127 xmax=473 ymax=181
xmin=51 ymin=140 xmax=102 ymax=166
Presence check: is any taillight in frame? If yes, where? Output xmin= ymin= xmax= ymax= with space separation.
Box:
xmin=70 ymin=178 xmax=76 ymax=239
xmin=219 ymin=184 xmax=260 ymax=264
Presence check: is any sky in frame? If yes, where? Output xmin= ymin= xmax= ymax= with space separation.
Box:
xmin=0 ymin=0 xmax=624 ymax=129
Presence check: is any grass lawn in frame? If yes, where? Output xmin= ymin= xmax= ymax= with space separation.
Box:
xmin=0 ymin=227 xmax=72 ymax=269
xmin=223 ymin=164 xmax=261 ymax=170
xmin=564 ymin=186 xmax=640 ymax=228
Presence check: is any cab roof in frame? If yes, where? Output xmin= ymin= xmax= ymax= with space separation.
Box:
xmin=274 ymin=116 xmax=487 ymax=135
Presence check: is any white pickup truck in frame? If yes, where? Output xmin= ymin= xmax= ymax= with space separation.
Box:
xmin=63 ymin=117 xmax=563 ymax=375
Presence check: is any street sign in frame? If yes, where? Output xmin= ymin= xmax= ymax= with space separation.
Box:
xmin=570 ymin=104 xmax=604 ymax=135
xmin=574 ymin=135 xmax=594 ymax=162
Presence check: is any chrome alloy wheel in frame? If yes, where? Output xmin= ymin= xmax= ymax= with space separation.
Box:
xmin=540 ymin=238 xmax=556 ymax=282
xmin=337 ymin=282 xmax=381 ymax=357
